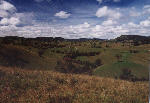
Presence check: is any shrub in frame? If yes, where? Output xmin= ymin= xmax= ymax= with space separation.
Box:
xmin=119 ymin=68 xmax=135 ymax=81
xmin=38 ymin=49 xmax=45 ymax=57
xmin=95 ymin=58 xmax=102 ymax=66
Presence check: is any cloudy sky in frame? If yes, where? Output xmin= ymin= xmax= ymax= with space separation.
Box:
xmin=0 ymin=0 xmax=150 ymax=39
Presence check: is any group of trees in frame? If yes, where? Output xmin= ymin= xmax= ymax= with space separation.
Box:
xmin=129 ymin=50 xmax=139 ymax=53
xmin=55 ymin=58 xmax=102 ymax=75
xmin=0 ymin=36 xmax=65 ymax=49
xmin=55 ymin=60 xmax=92 ymax=74
xmin=116 ymin=35 xmax=150 ymax=46
xmin=0 ymin=47 xmax=28 ymax=68
xmin=119 ymin=68 xmax=148 ymax=82
xmin=63 ymin=51 xmax=100 ymax=59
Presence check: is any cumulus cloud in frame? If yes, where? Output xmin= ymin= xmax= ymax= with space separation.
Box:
xmin=0 ymin=1 xmax=16 ymax=12
xmin=102 ymin=19 xmax=117 ymax=26
xmin=0 ymin=0 xmax=150 ymax=39
xmin=0 ymin=9 xmax=8 ymax=17
xmin=129 ymin=11 xmax=141 ymax=17
xmin=14 ymin=13 xmax=34 ymax=25
xmin=97 ymin=0 xmax=120 ymax=3
xmin=34 ymin=0 xmax=52 ymax=3
xmin=0 ymin=1 xmax=16 ymax=18
xmin=143 ymin=5 xmax=150 ymax=14
xmin=34 ymin=0 xmax=44 ymax=2
xmin=143 ymin=5 xmax=150 ymax=9
xmin=0 ymin=0 xmax=19 ymax=26
xmin=97 ymin=0 xmax=103 ymax=4
xmin=128 ymin=22 xmax=139 ymax=28
xmin=96 ymin=6 xmax=122 ymax=19
xmin=0 ymin=0 xmax=34 ymax=27
xmin=0 ymin=17 xmax=20 ymax=26
xmin=1 ymin=19 xmax=150 ymax=39
xmin=55 ymin=11 xmax=71 ymax=19
xmin=113 ymin=0 xmax=120 ymax=2
xmin=140 ymin=20 xmax=150 ymax=27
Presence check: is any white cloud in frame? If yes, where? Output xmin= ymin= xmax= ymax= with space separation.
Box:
xmin=113 ymin=0 xmax=120 ymax=2
xmin=14 ymin=13 xmax=34 ymax=25
xmin=0 ymin=1 xmax=16 ymax=12
xmin=77 ymin=22 xmax=90 ymax=28
xmin=96 ymin=6 xmax=122 ymax=19
xmin=0 ymin=1 xmax=150 ymax=39
xmin=102 ymin=19 xmax=117 ymax=26
xmin=0 ymin=9 xmax=9 ymax=17
xmin=97 ymin=0 xmax=120 ymax=3
xmin=0 ymin=18 xmax=9 ymax=25
xmin=143 ymin=5 xmax=150 ymax=9
xmin=0 ymin=1 xmax=34 ymax=27
xmin=97 ymin=0 xmax=103 ymax=4
xmin=1 ymin=20 xmax=150 ymax=39
xmin=0 ymin=1 xmax=19 ymax=26
xmin=34 ymin=0 xmax=44 ymax=2
xmin=34 ymin=0 xmax=52 ymax=3
xmin=9 ymin=17 xmax=20 ymax=25
xmin=0 ymin=17 xmax=20 ymax=26
xmin=143 ymin=5 xmax=150 ymax=14
xmin=129 ymin=11 xmax=141 ymax=17
xmin=0 ymin=1 xmax=16 ymax=18
xmin=55 ymin=11 xmax=71 ymax=19
xmin=140 ymin=20 xmax=150 ymax=27
xmin=128 ymin=22 xmax=139 ymax=28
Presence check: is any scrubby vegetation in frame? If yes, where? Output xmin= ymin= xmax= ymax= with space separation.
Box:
xmin=0 ymin=35 xmax=149 ymax=81
xmin=0 ymin=35 xmax=149 ymax=102
xmin=0 ymin=66 xmax=148 ymax=103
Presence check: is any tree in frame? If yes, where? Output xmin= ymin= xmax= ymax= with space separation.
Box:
xmin=119 ymin=68 xmax=135 ymax=81
xmin=95 ymin=58 xmax=102 ymax=66
xmin=115 ymin=54 xmax=122 ymax=62
xmin=38 ymin=49 xmax=45 ymax=57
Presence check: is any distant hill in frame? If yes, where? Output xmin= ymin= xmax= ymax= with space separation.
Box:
xmin=115 ymin=35 xmax=150 ymax=44
xmin=0 ymin=35 xmax=150 ymax=43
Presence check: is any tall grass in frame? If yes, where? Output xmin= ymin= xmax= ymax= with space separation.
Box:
xmin=0 ymin=66 xmax=148 ymax=103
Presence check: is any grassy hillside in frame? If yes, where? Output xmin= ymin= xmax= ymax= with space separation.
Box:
xmin=0 ymin=66 xmax=148 ymax=103
xmin=94 ymin=61 xmax=148 ymax=79
xmin=0 ymin=36 xmax=149 ymax=81
xmin=0 ymin=45 xmax=58 ymax=70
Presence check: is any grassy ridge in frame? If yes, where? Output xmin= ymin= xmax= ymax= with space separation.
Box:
xmin=0 ymin=66 xmax=148 ymax=103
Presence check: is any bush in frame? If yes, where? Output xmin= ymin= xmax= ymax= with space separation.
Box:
xmin=38 ymin=49 xmax=45 ymax=57
xmin=95 ymin=59 xmax=102 ymax=66
xmin=119 ymin=68 xmax=134 ymax=81
xmin=129 ymin=50 xmax=139 ymax=53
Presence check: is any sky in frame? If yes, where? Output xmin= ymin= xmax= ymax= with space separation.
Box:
xmin=0 ymin=0 xmax=150 ymax=39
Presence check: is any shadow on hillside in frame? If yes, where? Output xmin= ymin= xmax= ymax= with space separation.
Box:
xmin=0 ymin=46 xmax=29 ymax=68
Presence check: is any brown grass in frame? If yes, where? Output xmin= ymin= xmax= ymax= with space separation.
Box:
xmin=0 ymin=66 xmax=148 ymax=103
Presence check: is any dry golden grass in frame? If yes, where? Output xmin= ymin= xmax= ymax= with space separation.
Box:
xmin=0 ymin=66 xmax=148 ymax=103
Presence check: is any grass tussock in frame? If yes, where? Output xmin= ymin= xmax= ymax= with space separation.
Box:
xmin=0 ymin=66 xmax=148 ymax=103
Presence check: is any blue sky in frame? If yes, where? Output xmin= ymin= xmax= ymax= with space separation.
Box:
xmin=0 ymin=0 xmax=150 ymax=39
